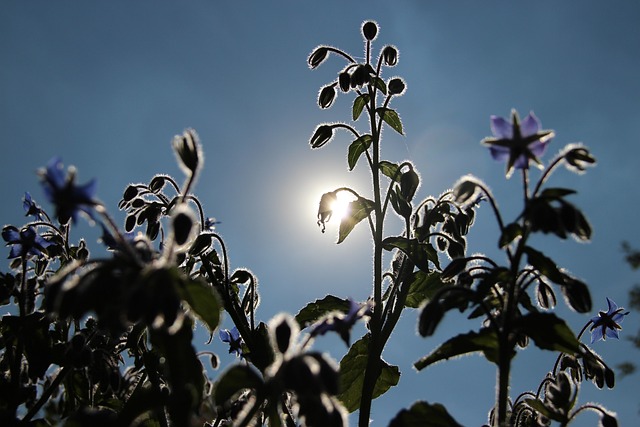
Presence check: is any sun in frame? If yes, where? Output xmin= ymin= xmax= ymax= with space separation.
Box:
xmin=329 ymin=190 xmax=358 ymax=223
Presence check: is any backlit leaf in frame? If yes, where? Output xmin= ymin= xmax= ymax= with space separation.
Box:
xmin=338 ymin=197 xmax=375 ymax=244
xmin=347 ymin=134 xmax=373 ymax=170
xmin=376 ymin=108 xmax=404 ymax=135
xmin=338 ymin=335 xmax=400 ymax=412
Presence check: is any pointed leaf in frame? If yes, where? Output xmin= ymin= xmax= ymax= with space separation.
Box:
xmin=518 ymin=312 xmax=579 ymax=355
xmin=295 ymin=295 xmax=351 ymax=328
xmin=377 ymin=108 xmax=404 ymax=135
xmin=389 ymin=401 xmax=463 ymax=427
xmin=347 ymin=134 xmax=373 ymax=171
xmin=414 ymin=328 xmax=504 ymax=370
xmin=352 ymin=94 xmax=370 ymax=121
xmin=371 ymin=77 xmax=387 ymax=95
xmin=338 ymin=335 xmax=400 ymax=412
xmin=382 ymin=237 xmax=440 ymax=271
xmin=405 ymin=271 xmax=445 ymax=308
xmin=499 ymin=222 xmax=523 ymax=248
xmin=379 ymin=161 xmax=402 ymax=182
xmin=214 ymin=364 xmax=264 ymax=404
xmin=539 ymin=187 xmax=577 ymax=199
xmin=337 ymin=197 xmax=375 ymax=244
xmin=178 ymin=278 xmax=222 ymax=333
xmin=524 ymin=246 xmax=564 ymax=284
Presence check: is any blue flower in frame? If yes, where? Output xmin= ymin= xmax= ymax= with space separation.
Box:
xmin=99 ymin=223 xmax=135 ymax=251
xmin=23 ymin=192 xmax=45 ymax=220
xmin=39 ymin=157 xmax=98 ymax=224
xmin=2 ymin=225 xmax=52 ymax=259
xmin=204 ymin=217 xmax=220 ymax=231
xmin=311 ymin=298 xmax=372 ymax=345
xmin=220 ymin=327 xmax=244 ymax=358
xmin=482 ymin=110 xmax=554 ymax=178
xmin=590 ymin=297 xmax=629 ymax=343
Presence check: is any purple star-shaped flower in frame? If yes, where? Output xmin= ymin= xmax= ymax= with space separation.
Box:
xmin=23 ymin=192 xmax=45 ymax=220
xmin=2 ymin=225 xmax=52 ymax=259
xmin=39 ymin=157 xmax=98 ymax=224
xmin=311 ymin=298 xmax=372 ymax=345
xmin=220 ymin=326 xmax=245 ymax=358
xmin=482 ymin=110 xmax=555 ymax=178
xmin=590 ymin=297 xmax=629 ymax=343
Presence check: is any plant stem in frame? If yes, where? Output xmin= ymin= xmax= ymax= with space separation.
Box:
xmin=358 ymin=83 xmax=384 ymax=427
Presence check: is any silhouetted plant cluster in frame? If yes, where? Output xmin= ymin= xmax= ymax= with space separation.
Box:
xmin=0 ymin=21 xmax=626 ymax=427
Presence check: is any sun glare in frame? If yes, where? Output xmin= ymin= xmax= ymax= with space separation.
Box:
xmin=329 ymin=191 xmax=358 ymax=223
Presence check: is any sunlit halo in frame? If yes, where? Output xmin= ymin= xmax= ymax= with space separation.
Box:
xmin=329 ymin=191 xmax=358 ymax=223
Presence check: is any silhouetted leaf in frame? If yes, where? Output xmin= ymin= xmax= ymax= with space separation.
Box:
xmin=376 ymin=108 xmax=404 ymax=135
xmin=338 ymin=197 xmax=374 ymax=244
xmin=379 ymin=161 xmax=402 ymax=182
xmin=371 ymin=77 xmax=387 ymax=95
xmin=414 ymin=328 xmax=503 ymax=370
xmin=405 ymin=271 xmax=445 ymax=308
xmin=295 ymin=295 xmax=351 ymax=328
xmin=518 ymin=312 xmax=579 ymax=354
xmin=389 ymin=401 xmax=463 ymax=427
xmin=382 ymin=237 xmax=440 ymax=271
xmin=499 ymin=222 xmax=523 ymax=248
xmin=560 ymin=276 xmax=592 ymax=313
xmin=338 ymin=335 xmax=400 ymax=413
xmin=524 ymin=246 xmax=564 ymax=284
xmin=539 ymin=188 xmax=577 ymax=199
xmin=178 ymin=278 xmax=221 ymax=333
xmin=214 ymin=364 xmax=264 ymax=405
xmin=347 ymin=135 xmax=373 ymax=170
xmin=352 ymin=94 xmax=370 ymax=121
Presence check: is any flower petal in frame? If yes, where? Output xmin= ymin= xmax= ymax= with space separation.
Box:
xmin=490 ymin=116 xmax=513 ymax=139
xmin=489 ymin=146 xmax=510 ymax=162
xmin=520 ymin=112 xmax=541 ymax=137
xmin=590 ymin=326 xmax=604 ymax=343
xmin=529 ymin=140 xmax=548 ymax=158
xmin=604 ymin=327 xmax=620 ymax=340
xmin=605 ymin=297 xmax=618 ymax=314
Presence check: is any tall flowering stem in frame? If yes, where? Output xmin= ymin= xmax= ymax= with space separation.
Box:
xmin=308 ymin=22 xmax=473 ymax=426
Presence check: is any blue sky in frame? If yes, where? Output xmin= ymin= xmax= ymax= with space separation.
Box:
xmin=1 ymin=1 xmax=639 ymax=425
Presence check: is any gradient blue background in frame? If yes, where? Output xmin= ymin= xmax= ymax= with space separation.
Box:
xmin=2 ymin=1 xmax=639 ymax=425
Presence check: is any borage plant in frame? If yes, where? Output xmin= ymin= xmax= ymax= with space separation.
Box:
xmin=0 ymin=19 xmax=627 ymax=427
xmin=307 ymin=21 xmax=624 ymax=427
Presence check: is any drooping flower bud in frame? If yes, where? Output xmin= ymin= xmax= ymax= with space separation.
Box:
xmin=388 ymin=77 xmax=406 ymax=96
xmin=172 ymin=129 xmax=202 ymax=176
xmin=309 ymin=125 xmax=334 ymax=149
xmin=318 ymin=85 xmax=337 ymax=109
xmin=122 ymin=185 xmax=139 ymax=202
xmin=400 ymin=168 xmax=419 ymax=201
xmin=338 ymin=71 xmax=351 ymax=92
xmin=362 ymin=21 xmax=378 ymax=41
xmin=382 ymin=45 xmax=398 ymax=66
xmin=308 ymin=46 xmax=329 ymax=69
xmin=317 ymin=191 xmax=338 ymax=232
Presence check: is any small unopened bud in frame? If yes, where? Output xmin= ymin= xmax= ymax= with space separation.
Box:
xmin=388 ymin=78 xmax=406 ymax=96
xmin=338 ymin=72 xmax=351 ymax=92
xmin=308 ymin=46 xmax=329 ymax=69
xmin=564 ymin=144 xmax=596 ymax=173
xmin=171 ymin=206 xmax=196 ymax=248
xmin=309 ymin=125 xmax=334 ymax=149
xmin=318 ymin=85 xmax=337 ymax=109
xmin=351 ymin=65 xmax=371 ymax=87
xmin=382 ymin=45 xmax=398 ymax=66
xmin=172 ymin=129 xmax=202 ymax=175
xmin=418 ymin=302 xmax=444 ymax=337
xmin=149 ymin=175 xmax=166 ymax=193
xmin=123 ymin=185 xmax=139 ymax=202
xmin=400 ymin=168 xmax=419 ymax=201
xmin=362 ymin=21 xmax=378 ymax=41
